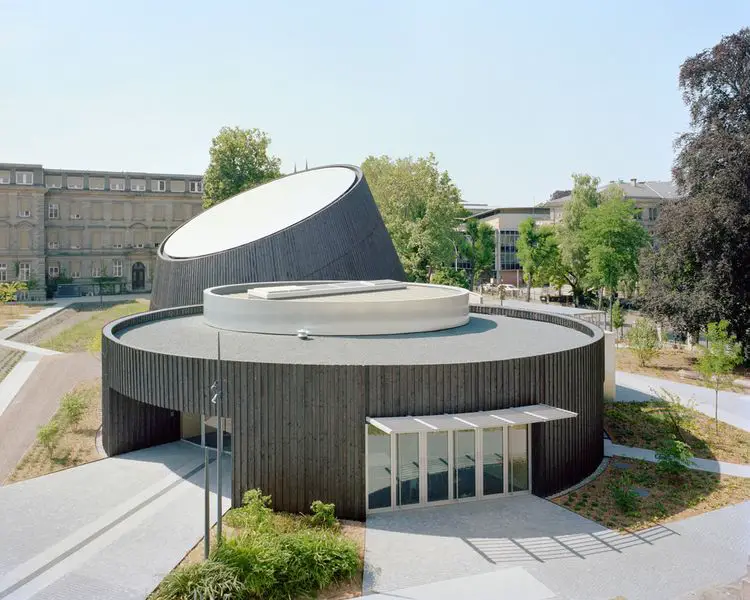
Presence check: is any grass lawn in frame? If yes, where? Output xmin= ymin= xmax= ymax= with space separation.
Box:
xmin=616 ymin=346 xmax=749 ymax=391
xmin=0 ymin=304 xmax=46 ymax=328
xmin=552 ymin=457 xmax=750 ymax=531
xmin=38 ymin=300 xmax=149 ymax=353
xmin=6 ymin=380 xmax=102 ymax=483
xmin=605 ymin=400 xmax=750 ymax=464
xmin=152 ymin=493 xmax=363 ymax=600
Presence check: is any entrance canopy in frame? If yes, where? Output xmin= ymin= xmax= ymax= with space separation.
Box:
xmin=367 ymin=404 xmax=576 ymax=434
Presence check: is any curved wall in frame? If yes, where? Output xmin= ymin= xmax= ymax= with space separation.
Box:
xmin=102 ymin=305 xmax=604 ymax=520
xmin=203 ymin=282 xmax=470 ymax=336
xmin=150 ymin=166 xmax=405 ymax=310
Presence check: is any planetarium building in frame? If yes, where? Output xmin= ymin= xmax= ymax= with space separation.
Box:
xmin=101 ymin=166 xmax=604 ymax=520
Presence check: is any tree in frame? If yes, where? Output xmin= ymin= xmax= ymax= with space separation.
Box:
xmin=549 ymin=189 xmax=571 ymax=201
xmin=581 ymin=188 xmax=649 ymax=325
xmin=655 ymin=438 xmax=694 ymax=477
xmin=641 ymin=29 xmax=750 ymax=350
xmin=37 ymin=421 xmax=60 ymax=458
xmin=202 ymin=126 xmax=282 ymax=209
xmin=61 ymin=392 xmax=87 ymax=430
xmin=516 ymin=218 xmax=559 ymax=301
xmin=555 ymin=174 xmax=602 ymax=305
xmin=611 ymin=299 xmax=624 ymax=338
xmin=362 ymin=154 xmax=466 ymax=281
xmin=430 ymin=267 xmax=470 ymax=289
xmin=627 ymin=318 xmax=660 ymax=367
xmin=460 ymin=219 xmax=496 ymax=289
xmin=696 ymin=320 xmax=743 ymax=432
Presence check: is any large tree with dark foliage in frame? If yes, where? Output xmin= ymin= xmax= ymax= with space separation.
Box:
xmin=641 ymin=28 xmax=750 ymax=349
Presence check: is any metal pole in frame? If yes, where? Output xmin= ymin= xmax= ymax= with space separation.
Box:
xmin=215 ymin=332 xmax=223 ymax=545
xmin=202 ymin=414 xmax=210 ymax=559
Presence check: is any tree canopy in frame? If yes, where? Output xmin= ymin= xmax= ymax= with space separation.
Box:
xmin=202 ymin=126 xmax=282 ymax=209
xmin=641 ymin=28 xmax=750 ymax=349
xmin=460 ymin=219 xmax=496 ymax=288
xmin=361 ymin=154 xmax=467 ymax=281
xmin=516 ymin=217 xmax=559 ymax=301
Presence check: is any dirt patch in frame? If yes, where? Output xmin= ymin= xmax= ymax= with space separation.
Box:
xmin=605 ymin=400 xmax=750 ymax=464
xmin=617 ymin=346 xmax=749 ymax=392
xmin=0 ymin=304 xmax=46 ymax=328
xmin=6 ymin=379 xmax=103 ymax=483
xmin=552 ymin=457 xmax=750 ymax=531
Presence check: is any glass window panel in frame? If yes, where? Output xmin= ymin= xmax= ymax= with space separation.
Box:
xmin=397 ymin=433 xmax=420 ymax=506
xmin=367 ymin=425 xmax=391 ymax=510
xmin=510 ymin=425 xmax=529 ymax=492
xmin=426 ymin=431 xmax=449 ymax=502
xmin=482 ymin=428 xmax=504 ymax=496
xmin=453 ymin=429 xmax=476 ymax=499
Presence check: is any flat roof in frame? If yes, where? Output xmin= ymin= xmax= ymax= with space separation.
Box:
xmin=115 ymin=313 xmax=593 ymax=365
xmin=489 ymin=299 xmax=605 ymax=318
xmin=235 ymin=283 xmax=461 ymax=304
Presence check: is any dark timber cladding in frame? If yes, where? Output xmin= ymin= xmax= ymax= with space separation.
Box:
xmin=150 ymin=166 xmax=406 ymax=310
xmin=102 ymin=305 xmax=604 ymax=521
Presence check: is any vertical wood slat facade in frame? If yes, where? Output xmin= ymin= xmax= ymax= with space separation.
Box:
xmin=102 ymin=305 xmax=604 ymax=520
xmin=150 ymin=166 xmax=406 ymax=311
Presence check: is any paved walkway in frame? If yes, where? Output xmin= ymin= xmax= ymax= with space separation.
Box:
xmin=0 ymin=441 xmax=230 ymax=600
xmin=616 ymin=370 xmax=750 ymax=432
xmin=364 ymin=495 xmax=750 ymax=599
xmin=0 ymin=353 xmax=101 ymax=483
xmin=605 ymin=440 xmax=750 ymax=478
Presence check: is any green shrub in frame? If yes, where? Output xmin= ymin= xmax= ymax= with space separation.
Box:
xmin=610 ymin=476 xmax=639 ymax=515
xmin=655 ymin=438 xmax=694 ymax=476
xmin=37 ymin=421 xmax=60 ymax=457
xmin=212 ymin=533 xmax=284 ymax=597
xmin=627 ymin=318 xmax=660 ymax=366
xmin=60 ymin=393 xmax=87 ymax=430
xmin=309 ymin=500 xmax=338 ymax=529
xmin=152 ymin=560 xmax=244 ymax=600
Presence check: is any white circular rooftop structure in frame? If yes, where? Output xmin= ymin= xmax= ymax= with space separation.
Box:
xmin=203 ymin=281 xmax=470 ymax=336
xmin=163 ymin=166 xmax=357 ymax=259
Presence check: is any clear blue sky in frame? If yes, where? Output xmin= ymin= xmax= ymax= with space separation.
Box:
xmin=1 ymin=0 xmax=748 ymax=206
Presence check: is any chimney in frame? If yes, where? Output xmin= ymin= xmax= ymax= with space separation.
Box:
xmin=630 ymin=178 xmax=638 ymax=186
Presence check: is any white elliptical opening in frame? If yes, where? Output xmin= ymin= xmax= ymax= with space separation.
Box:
xmin=162 ymin=166 xmax=357 ymax=259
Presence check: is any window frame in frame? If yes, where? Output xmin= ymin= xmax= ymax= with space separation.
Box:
xmin=110 ymin=179 xmax=126 ymax=191
xmin=18 ymin=263 xmax=31 ymax=281
xmin=0 ymin=264 xmax=7 ymax=282
xmin=48 ymin=204 xmax=59 ymax=219
xmin=111 ymin=259 xmax=123 ymax=278
xmin=189 ymin=180 xmax=203 ymax=193
xmin=48 ymin=265 xmax=60 ymax=278
xmin=15 ymin=171 xmax=33 ymax=185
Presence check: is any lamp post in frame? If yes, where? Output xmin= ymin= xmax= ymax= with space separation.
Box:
xmin=451 ymin=239 xmax=459 ymax=271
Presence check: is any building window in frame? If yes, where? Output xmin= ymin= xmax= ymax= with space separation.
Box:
xmin=48 ymin=240 xmax=59 ymax=249
xmin=152 ymin=179 xmax=166 ymax=192
xmin=0 ymin=171 xmax=10 ymax=184
xmin=16 ymin=171 xmax=33 ymax=185
xmin=89 ymin=177 xmax=105 ymax=190
xmin=0 ymin=264 xmax=7 ymax=282
xmin=48 ymin=204 xmax=59 ymax=219
xmin=48 ymin=265 xmax=60 ymax=278
xmin=170 ymin=180 xmax=186 ymax=193
xmin=112 ymin=259 xmax=123 ymax=277
xmin=189 ymin=180 xmax=203 ymax=193
xmin=130 ymin=179 xmax=146 ymax=192
xmin=91 ymin=265 xmax=101 ymax=277
xmin=66 ymin=176 xmax=84 ymax=189
xmin=71 ymin=270 xmax=81 ymax=279
xmin=648 ymin=207 xmax=659 ymax=221
xmin=19 ymin=263 xmax=30 ymax=281
xmin=45 ymin=175 xmax=62 ymax=188
xmin=110 ymin=178 xmax=125 ymax=191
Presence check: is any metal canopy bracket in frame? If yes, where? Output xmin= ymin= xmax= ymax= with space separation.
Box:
xmin=365 ymin=404 xmax=577 ymax=434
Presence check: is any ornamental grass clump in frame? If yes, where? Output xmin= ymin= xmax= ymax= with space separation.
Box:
xmin=153 ymin=490 xmax=360 ymax=600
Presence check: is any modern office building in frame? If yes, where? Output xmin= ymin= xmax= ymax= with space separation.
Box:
xmin=101 ymin=165 xmax=604 ymax=520
xmin=0 ymin=162 xmax=204 ymax=297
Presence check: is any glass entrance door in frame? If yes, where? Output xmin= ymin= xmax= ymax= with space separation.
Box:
xmin=426 ymin=431 xmax=449 ymax=502
xmin=482 ymin=428 xmax=504 ymax=496
xmin=453 ymin=429 xmax=476 ymax=499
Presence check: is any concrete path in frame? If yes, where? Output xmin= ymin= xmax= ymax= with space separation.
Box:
xmin=364 ymin=495 xmax=750 ymax=600
xmin=0 ymin=340 xmax=60 ymax=356
xmin=0 ymin=441 xmax=230 ymax=600
xmin=605 ymin=440 xmax=750 ymax=478
xmin=0 ymin=353 xmax=101 ymax=484
xmin=616 ymin=370 xmax=750 ymax=432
